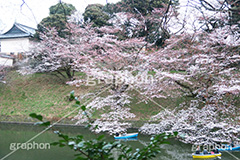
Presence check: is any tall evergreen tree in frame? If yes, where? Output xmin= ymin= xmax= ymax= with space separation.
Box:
xmin=83 ymin=4 xmax=111 ymax=27
xmin=35 ymin=2 xmax=76 ymax=39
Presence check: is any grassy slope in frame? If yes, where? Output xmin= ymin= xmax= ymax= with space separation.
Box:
xmin=0 ymin=71 xmax=189 ymax=124
xmin=0 ymin=71 xmax=92 ymax=122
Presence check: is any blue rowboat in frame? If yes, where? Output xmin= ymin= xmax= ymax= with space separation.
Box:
xmin=117 ymin=137 xmax=138 ymax=141
xmin=218 ymin=145 xmax=240 ymax=151
xmin=114 ymin=133 xmax=138 ymax=139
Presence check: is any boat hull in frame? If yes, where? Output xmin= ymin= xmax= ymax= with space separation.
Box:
xmin=192 ymin=153 xmax=221 ymax=159
xmin=218 ymin=145 xmax=240 ymax=151
xmin=114 ymin=133 xmax=138 ymax=139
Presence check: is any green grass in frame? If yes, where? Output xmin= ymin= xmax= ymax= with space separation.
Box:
xmin=0 ymin=71 xmax=192 ymax=124
xmin=170 ymin=70 xmax=187 ymax=74
xmin=0 ymin=71 xmax=92 ymax=122
xmin=126 ymin=90 xmax=192 ymax=121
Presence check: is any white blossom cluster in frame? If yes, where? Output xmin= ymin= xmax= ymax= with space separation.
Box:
xmin=140 ymin=100 xmax=240 ymax=144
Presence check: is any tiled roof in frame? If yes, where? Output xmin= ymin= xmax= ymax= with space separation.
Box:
xmin=0 ymin=23 xmax=36 ymax=39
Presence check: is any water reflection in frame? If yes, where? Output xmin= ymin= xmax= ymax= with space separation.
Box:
xmin=0 ymin=123 xmax=239 ymax=160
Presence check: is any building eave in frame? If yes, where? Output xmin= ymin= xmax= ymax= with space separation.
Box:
xmin=0 ymin=23 xmax=35 ymax=40
xmin=0 ymin=35 xmax=33 ymax=39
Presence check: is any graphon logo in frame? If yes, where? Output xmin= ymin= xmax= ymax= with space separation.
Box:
xmin=86 ymin=74 xmax=154 ymax=86
xmin=10 ymin=141 xmax=50 ymax=150
xmin=192 ymin=143 xmax=239 ymax=152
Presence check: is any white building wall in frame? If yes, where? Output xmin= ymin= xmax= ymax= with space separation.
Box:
xmin=0 ymin=38 xmax=30 ymax=54
xmin=0 ymin=57 xmax=13 ymax=66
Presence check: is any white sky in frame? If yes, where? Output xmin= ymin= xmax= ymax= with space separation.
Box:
xmin=0 ymin=0 xmax=120 ymax=32
xmin=0 ymin=0 xmax=216 ymax=34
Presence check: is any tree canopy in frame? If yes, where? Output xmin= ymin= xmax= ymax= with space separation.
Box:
xmin=83 ymin=4 xmax=111 ymax=27
xmin=34 ymin=2 xmax=76 ymax=39
xmin=49 ymin=2 xmax=76 ymax=16
xmin=18 ymin=0 xmax=240 ymax=147
xmin=82 ymin=0 xmax=179 ymax=46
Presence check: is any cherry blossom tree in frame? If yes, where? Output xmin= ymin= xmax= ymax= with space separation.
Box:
xmin=108 ymin=2 xmax=178 ymax=46
xmin=66 ymin=23 xmax=150 ymax=134
xmin=67 ymin=20 xmax=240 ymax=142
xmin=19 ymin=19 xmax=150 ymax=134
xmin=19 ymin=28 xmax=89 ymax=80
xmin=139 ymin=24 xmax=240 ymax=144
xmin=19 ymin=2 xmax=239 ymax=144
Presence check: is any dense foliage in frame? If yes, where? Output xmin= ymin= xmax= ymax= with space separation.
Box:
xmin=83 ymin=0 xmax=179 ymax=45
xmin=18 ymin=0 xmax=240 ymax=147
xmin=83 ymin=4 xmax=111 ymax=27
xmin=35 ymin=2 xmax=76 ymax=39
xmin=29 ymin=93 xmax=177 ymax=160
